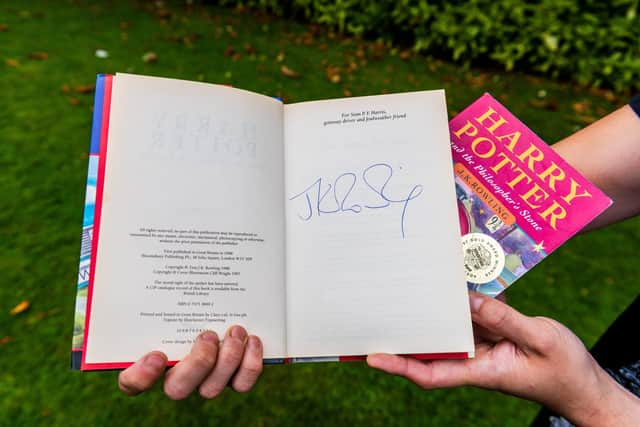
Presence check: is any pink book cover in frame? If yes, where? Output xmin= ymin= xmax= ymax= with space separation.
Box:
xmin=450 ymin=93 xmax=612 ymax=297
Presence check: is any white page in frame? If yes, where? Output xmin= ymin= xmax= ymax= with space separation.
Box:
xmin=284 ymin=91 xmax=474 ymax=357
xmin=85 ymin=74 xmax=287 ymax=363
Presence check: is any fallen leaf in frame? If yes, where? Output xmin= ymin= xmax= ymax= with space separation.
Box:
xmin=0 ymin=24 xmax=8 ymax=32
xmin=589 ymin=87 xmax=617 ymax=102
xmin=244 ymin=43 xmax=256 ymax=54
xmin=529 ymin=98 xmax=559 ymax=111
xmin=74 ymin=84 xmax=95 ymax=94
xmin=399 ymin=50 xmax=412 ymax=60
xmin=0 ymin=336 xmax=11 ymax=345
xmin=62 ymin=84 xmax=70 ymax=93
xmin=10 ymin=300 xmax=30 ymax=315
xmin=280 ymin=65 xmax=300 ymax=78
xmin=183 ymin=32 xmax=201 ymax=47
xmin=5 ymin=58 xmax=19 ymax=67
xmin=369 ymin=42 xmax=386 ymax=59
xmin=68 ymin=97 xmax=81 ymax=105
xmin=572 ymin=100 xmax=591 ymax=114
xmin=142 ymin=51 xmax=158 ymax=63
xmin=596 ymin=106 xmax=608 ymax=116
xmin=325 ymin=65 xmax=342 ymax=84
xmin=224 ymin=46 xmax=236 ymax=57
xmin=275 ymin=91 xmax=289 ymax=103
xmin=466 ymin=72 xmax=489 ymax=88
xmin=225 ymin=25 xmax=237 ymax=38
xmin=276 ymin=52 xmax=285 ymax=62
xmin=156 ymin=9 xmax=172 ymax=19
xmin=574 ymin=114 xmax=597 ymax=125
xmin=120 ymin=21 xmax=130 ymax=30
xmin=525 ymin=76 xmax=542 ymax=85
xmin=28 ymin=312 xmax=47 ymax=325
xmin=343 ymin=88 xmax=352 ymax=97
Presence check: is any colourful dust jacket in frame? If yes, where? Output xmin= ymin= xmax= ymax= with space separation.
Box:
xmin=451 ymin=93 xmax=611 ymax=296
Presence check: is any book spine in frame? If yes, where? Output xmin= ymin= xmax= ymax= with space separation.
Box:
xmin=80 ymin=74 xmax=114 ymax=370
xmin=71 ymin=75 xmax=107 ymax=370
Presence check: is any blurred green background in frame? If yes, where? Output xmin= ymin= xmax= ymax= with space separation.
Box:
xmin=1 ymin=1 xmax=639 ymax=426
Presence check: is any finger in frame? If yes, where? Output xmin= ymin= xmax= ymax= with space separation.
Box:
xmin=118 ymin=351 xmax=167 ymax=396
xmin=496 ymin=292 xmax=507 ymax=303
xmin=473 ymin=322 xmax=504 ymax=344
xmin=163 ymin=331 xmax=220 ymax=400
xmin=198 ymin=325 xmax=248 ymax=399
xmin=367 ymin=354 xmax=478 ymax=389
xmin=230 ymin=335 xmax=263 ymax=392
xmin=468 ymin=291 xmax=541 ymax=349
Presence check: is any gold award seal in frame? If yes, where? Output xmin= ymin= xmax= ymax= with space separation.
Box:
xmin=461 ymin=233 xmax=505 ymax=284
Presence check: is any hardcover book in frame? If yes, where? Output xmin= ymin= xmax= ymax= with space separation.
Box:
xmin=71 ymin=73 xmax=474 ymax=370
xmin=451 ymin=94 xmax=611 ymax=296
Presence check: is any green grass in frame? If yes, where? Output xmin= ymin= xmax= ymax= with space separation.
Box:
xmin=1 ymin=1 xmax=639 ymax=426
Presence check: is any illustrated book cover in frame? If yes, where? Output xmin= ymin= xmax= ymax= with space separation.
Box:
xmin=450 ymin=93 xmax=612 ymax=296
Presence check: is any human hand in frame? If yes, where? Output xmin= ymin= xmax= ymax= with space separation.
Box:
xmin=367 ymin=292 xmax=640 ymax=426
xmin=118 ymin=325 xmax=263 ymax=400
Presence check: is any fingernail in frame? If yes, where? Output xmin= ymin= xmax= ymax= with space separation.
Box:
xmin=198 ymin=331 xmax=218 ymax=343
xmin=247 ymin=335 xmax=260 ymax=352
xmin=144 ymin=353 xmax=165 ymax=370
xmin=469 ymin=293 xmax=485 ymax=313
xmin=230 ymin=326 xmax=247 ymax=340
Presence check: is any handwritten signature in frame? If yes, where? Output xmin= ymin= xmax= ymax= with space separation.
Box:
xmin=288 ymin=163 xmax=423 ymax=238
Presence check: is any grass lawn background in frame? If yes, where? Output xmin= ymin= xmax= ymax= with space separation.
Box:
xmin=1 ymin=1 xmax=639 ymax=426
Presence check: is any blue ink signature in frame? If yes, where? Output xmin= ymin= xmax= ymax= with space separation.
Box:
xmin=288 ymin=163 xmax=423 ymax=238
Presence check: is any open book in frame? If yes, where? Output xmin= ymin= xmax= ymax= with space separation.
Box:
xmin=75 ymin=74 xmax=474 ymax=370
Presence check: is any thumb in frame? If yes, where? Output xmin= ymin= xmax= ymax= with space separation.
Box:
xmin=469 ymin=292 xmax=541 ymax=349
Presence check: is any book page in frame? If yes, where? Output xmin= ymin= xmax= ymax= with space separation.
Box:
xmin=84 ymin=74 xmax=287 ymax=364
xmin=284 ymin=91 xmax=474 ymax=357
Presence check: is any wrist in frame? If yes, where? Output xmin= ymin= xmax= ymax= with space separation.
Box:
xmin=566 ymin=365 xmax=640 ymax=427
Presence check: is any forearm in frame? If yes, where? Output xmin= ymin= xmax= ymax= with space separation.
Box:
xmin=565 ymin=364 xmax=640 ymax=427
xmin=551 ymin=101 xmax=640 ymax=229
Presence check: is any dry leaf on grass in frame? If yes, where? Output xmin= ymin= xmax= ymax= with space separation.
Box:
xmin=224 ymin=46 xmax=236 ymax=57
xmin=142 ymin=51 xmax=158 ymax=63
xmin=10 ymin=300 xmax=30 ymax=315
xmin=280 ymin=65 xmax=300 ymax=78
xmin=74 ymin=84 xmax=95 ymax=94
xmin=28 ymin=52 xmax=49 ymax=60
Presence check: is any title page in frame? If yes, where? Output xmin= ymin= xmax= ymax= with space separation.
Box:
xmin=284 ymin=90 xmax=474 ymax=357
